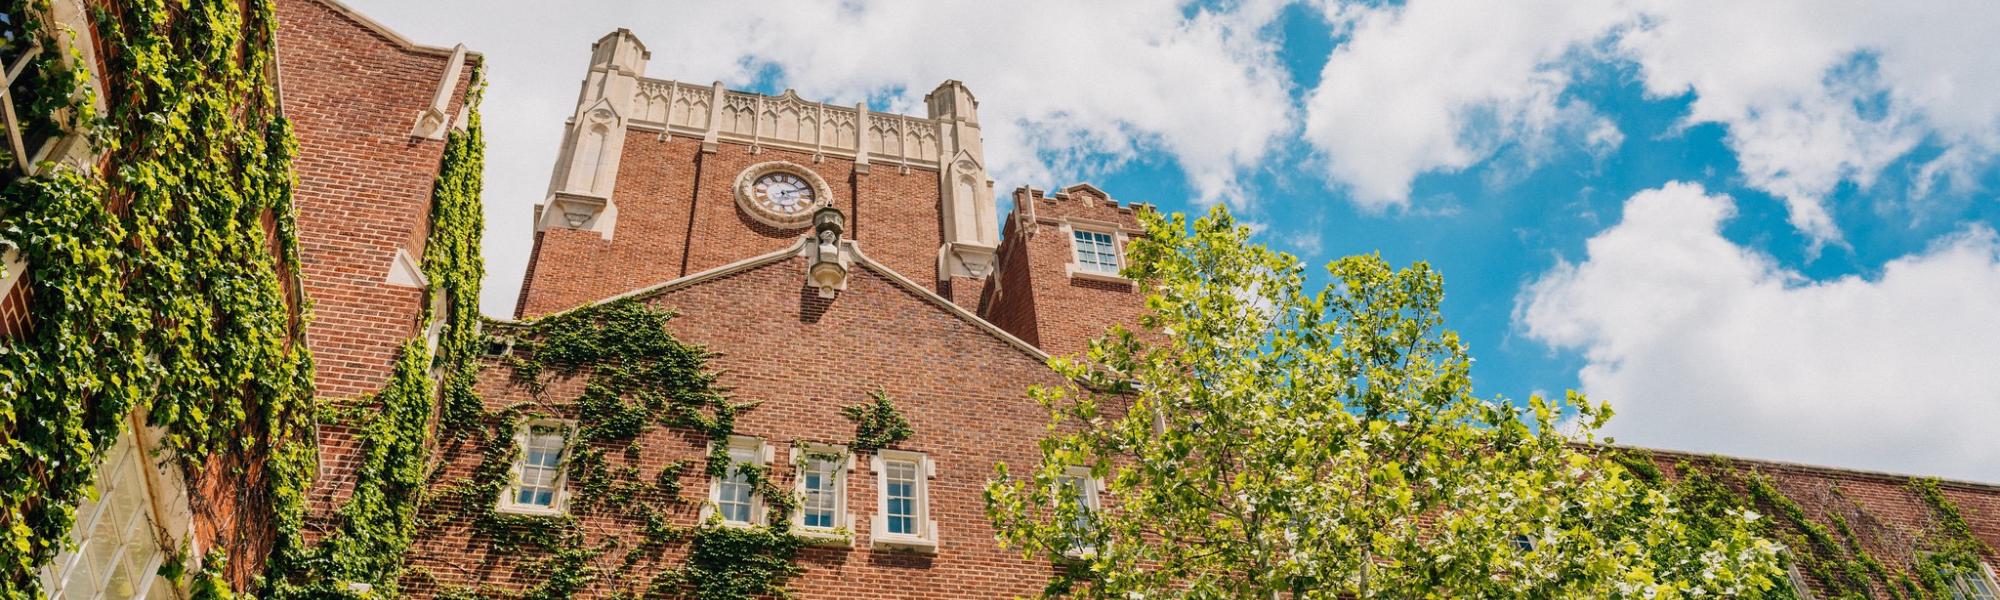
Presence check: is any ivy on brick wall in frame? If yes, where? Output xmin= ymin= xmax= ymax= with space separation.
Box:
xmin=422 ymin=299 xmax=824 ymax=600
xmin=0 ymin=0 xmax=315 ymax=597
xmin=267 ymin=77 xmax=488 ymax=600
xmin=1615 ymin=449 xmax=1995 ymax=600
xmin=841 ymin=390 xmax=912 ymax=452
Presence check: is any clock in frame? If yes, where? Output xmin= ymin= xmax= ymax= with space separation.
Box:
xmin=734 ymin=162 xmax=833 ymax=228
xmin=751 ymin=172 xmax=815 ymax=216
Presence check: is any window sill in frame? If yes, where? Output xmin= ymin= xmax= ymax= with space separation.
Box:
xmin=495 ymin=502 xmax=565 ymax=517
xmin=711 ymin=517 xmax=765 ymax=530
xmin=793 ymin=527 xmax=854 ymax=547
xmin=1068 ymin=269 xmax=1131 ymax=285
xmin=870 ymin=532 xmax=938 ymax=553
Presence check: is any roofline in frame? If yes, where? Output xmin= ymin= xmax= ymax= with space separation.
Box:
xmin=307 ymin=0 xmax=485 ymax=58
xmin=1608 ymin=443 xmax=2000 ymax=493
xmin=495 ymin=236 xmax=1052 ymax=364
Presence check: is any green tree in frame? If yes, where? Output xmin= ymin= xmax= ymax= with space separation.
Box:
xmin=985 ymin=206 xmax=1789 ymax=600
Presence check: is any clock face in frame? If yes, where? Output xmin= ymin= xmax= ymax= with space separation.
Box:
xmin=752 ymin=172 xmax=816 ymax=215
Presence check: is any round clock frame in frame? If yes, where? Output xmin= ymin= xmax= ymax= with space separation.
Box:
xmin=735 ymin=161 xmax=834 ymax=229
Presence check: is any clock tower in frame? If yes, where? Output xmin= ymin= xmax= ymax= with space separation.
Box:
xmin=516 ymin=29 xmax=1001 ymax=317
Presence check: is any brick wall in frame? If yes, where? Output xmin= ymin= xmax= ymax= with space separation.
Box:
xmin=273 ymin=0 xmax=477 ymax=530
xmin=978 ymin=185 xmax=1152 ymax=359
xmin=410 ymin=257 xmax=1069 ymax=600
xmin=515 ymin=133 xmax=950 ymax=318
xmin=1636 ymin=448 xmax=2000 ymax=598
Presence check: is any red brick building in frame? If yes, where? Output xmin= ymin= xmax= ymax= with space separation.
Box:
xmin=271 ymin=0 xmax=481 ymax=541
xmin=35 ymin=1 xmax=1992 ymax=597
xmin=393 ymin=27 xmax=2000 ymax=600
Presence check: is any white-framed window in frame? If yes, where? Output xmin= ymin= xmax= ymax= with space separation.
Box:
xmin=1945 ymin=562 xmax=2000 ymax=600
xmin=870 ymin=449 xmax=937 ymax=552
xmin=497 ymin=420 xmax=571 ymax=515
xmin=1056 ymin=466 xmax=1100 ymax=558
xmin=1508 ymin=534 xmax=1536 ymax=553
xmin=789 ymin=443 xmax=854 ymax=545
xmin=1071 ymin=229 xmax=1120 ymax=275
xmin=42 ymin=435 xmax=176 ymax=600
xmin=706 ymin=435 xmax=770 ymax=527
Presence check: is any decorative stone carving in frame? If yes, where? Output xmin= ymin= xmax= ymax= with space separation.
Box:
xmin=411 ymin=44 xmax=469 ymax=140
xmin=537 ymin=30 xmax=648 ymax=240
xmin=928 ymin=80 xmax=998 ymax=281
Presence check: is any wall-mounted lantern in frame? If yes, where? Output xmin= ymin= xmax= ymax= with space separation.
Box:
xmin=808 ymin=206 xmax=849 ymax=298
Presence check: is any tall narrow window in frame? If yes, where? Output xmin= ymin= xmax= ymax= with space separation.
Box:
xmin=500 ymin=421 xmax=571 ymax=515
xmin=871 ymin=450 xmax=936 ymax=552
xmin=791 ymin=443 xmax=851 ymax=545
xmin=707 ymin=436 xmax=767 ymax=527
xmin=716 ymin=446 xmax=757 ymax=524
xmin=801 ymin=458 xmax=839 ymax=529
xmin=1057 ymin=467 xmax=1100 ymax=557
xmin=1072 ymin=229 xmax=1119 ymax=275
xmin=884 ymin=460 xmax=918 ymax=535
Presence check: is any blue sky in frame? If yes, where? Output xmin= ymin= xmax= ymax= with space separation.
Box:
xmin=347 ymin=0 xmax=2000 ymax=481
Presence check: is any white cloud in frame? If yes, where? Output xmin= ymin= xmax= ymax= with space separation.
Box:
xmin=1302 ymin=0 xmax=2000 ymax=243
xmin=1302 ymin=0 xmax=1629 ymax=208
xmin=340 ymin=0 xmax=1299 ymax=316
xmin=1517 ymin=182 xmax=2000 ymax=481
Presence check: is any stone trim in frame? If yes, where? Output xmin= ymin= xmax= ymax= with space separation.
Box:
xmin=1611 ymin=443 xmax=2000 ymax=494
xmin=307 ymin=0 xmax=483 ymax=58
xmin=631 ymin=78 xmax=945 ymax=171
xmin=409 ymin=44 xmax=469 ymax=140
xmin=525 ymin=236 xmax=1053 ymax=363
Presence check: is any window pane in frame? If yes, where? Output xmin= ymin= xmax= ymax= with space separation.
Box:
xmin=800 ymin=459 xmax=838 ymax=530
xmin=882 ymin=459 xmax=921 ymax=536
xmin=1073 ymin=231 xmax=1119 ymax=274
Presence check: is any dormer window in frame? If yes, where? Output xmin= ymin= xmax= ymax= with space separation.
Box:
xmin=1071 ymin=229 xmax=1119 ymax=275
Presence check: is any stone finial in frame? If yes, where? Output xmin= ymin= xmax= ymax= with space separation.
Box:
xmin=925 ymin=80 xmax=979 ymax=125
xmin=930 ymin=80 xmax=996 ymax=282
xmin=589 ymin=29 xmax=651 ymax=75
xmin=537 ymin=30 xmax=651 ymax=240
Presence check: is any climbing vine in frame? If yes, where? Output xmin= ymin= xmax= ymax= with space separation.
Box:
xmin=841 ymin=390 xmax=912 ymax=452
xmin=421 ymin=299 xmax=834 ymax=600
xmin=1614 ymin=449 xmax=1995 ymax=600
xmin=0 ymin=0 xmax=314 ymax=597
xmin=266 ymin=75 xmax=487 ymax=600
